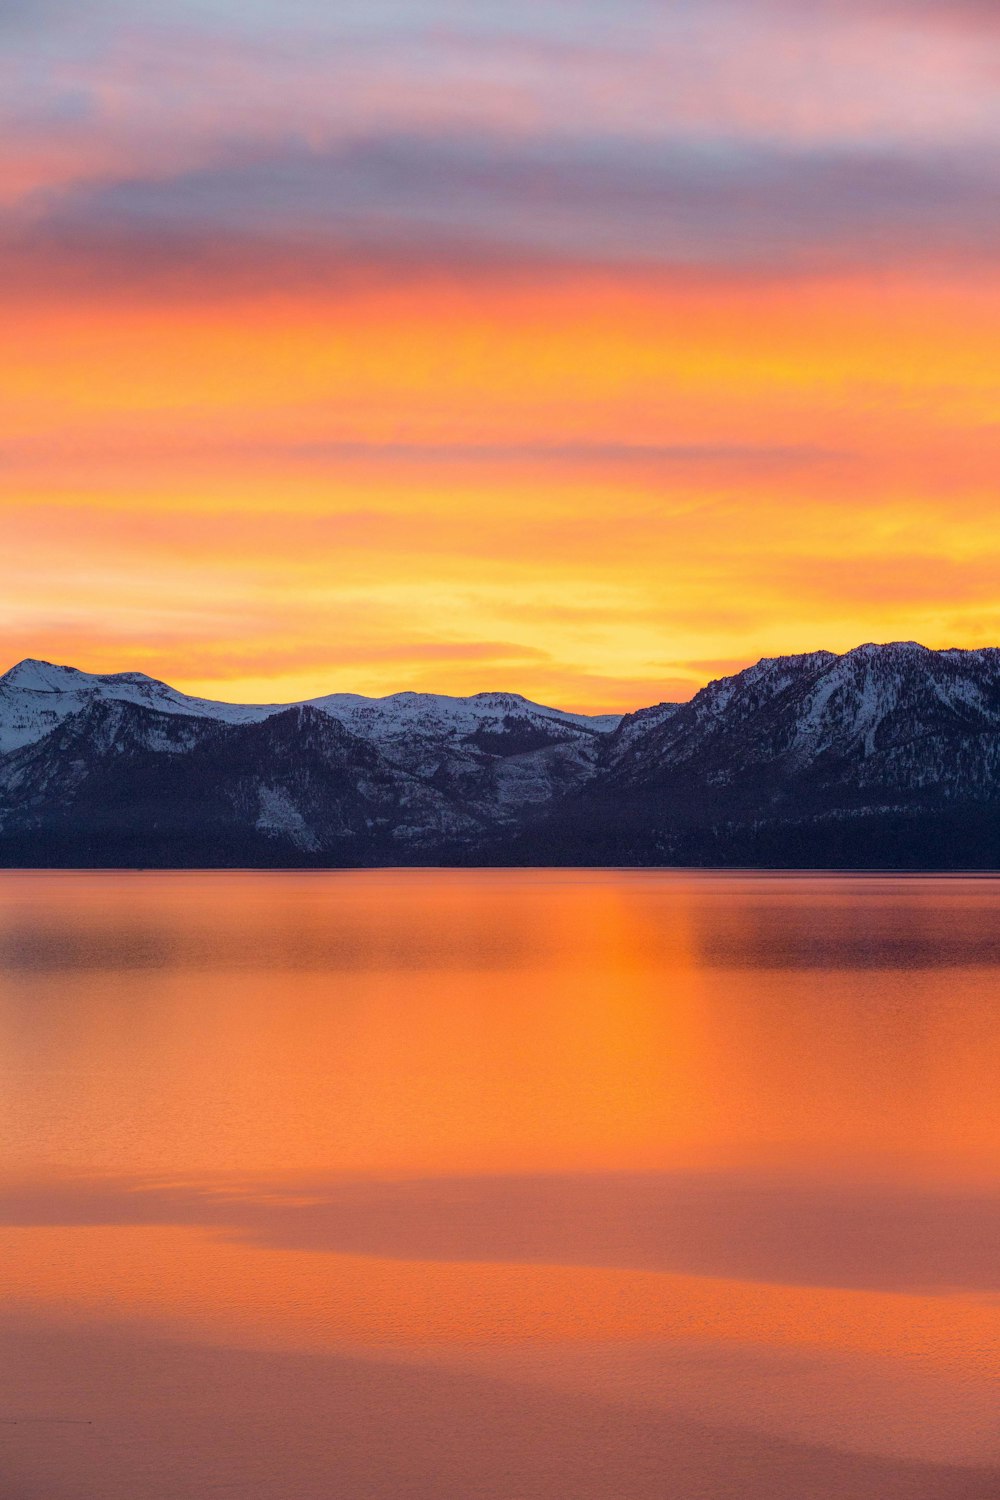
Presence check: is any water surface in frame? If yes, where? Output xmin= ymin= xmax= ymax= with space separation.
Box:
xmin=1 ymin=871 xmax=997 ymax=1498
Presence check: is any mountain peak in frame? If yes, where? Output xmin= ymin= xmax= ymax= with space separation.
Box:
xmin=1 ymin=659 xmax=90 ymax=691
xmin=845 ymin=640 xmax=926 ymax=658
xmin=468 ymin=691 xmax=528 ymax=708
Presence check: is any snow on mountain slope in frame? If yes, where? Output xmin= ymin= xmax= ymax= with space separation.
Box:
xmin=784 ymin=642 xmax=1000 ymax=764
xmin=0 ymin=660 xmax=277 ymax=754
xmin=0 ymin=659 xmax=621 ymax=756
xmin=606 ymin=699 xmax=682 ymax=754
xmin=607 ymin=641 xmax=1000 ymax=795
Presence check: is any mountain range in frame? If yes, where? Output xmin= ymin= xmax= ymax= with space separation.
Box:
xmin=3 ymin=643 xmax=1000 ymax=868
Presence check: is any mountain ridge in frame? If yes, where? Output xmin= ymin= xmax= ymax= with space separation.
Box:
xmin=0 ymin=656 xmax=621 ymax=756
xmin=4 ymin=642 xmax=1000 ymax=868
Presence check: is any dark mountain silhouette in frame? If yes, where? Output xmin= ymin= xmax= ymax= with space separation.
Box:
xmin=3 ymin=643 xmax=1000 ymax=867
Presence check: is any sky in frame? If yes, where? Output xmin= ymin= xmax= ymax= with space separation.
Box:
xmin=2 ymin=0 xmax=998 ymax=711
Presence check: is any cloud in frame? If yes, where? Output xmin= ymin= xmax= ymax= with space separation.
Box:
xmin=3 ymin=0 xmax=994 ymax=176
xmin=0 ymin=438 xmax=845 ymax=474
xmin=3 ymin=131 xmax=996 ymax=304
xmin=265 ymin=440 xmax=849 ymax=470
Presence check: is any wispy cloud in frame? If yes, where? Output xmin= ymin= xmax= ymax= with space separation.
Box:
xmin=5 ymin=134 xmax=996 ymax=300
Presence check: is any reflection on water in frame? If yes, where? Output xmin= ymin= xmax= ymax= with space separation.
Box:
xmin=0 ymin=871 xmax=998 ymax=1499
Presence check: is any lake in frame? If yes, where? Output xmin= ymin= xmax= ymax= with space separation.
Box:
xmin=1 ymin=869 xmax=997 ymax=1499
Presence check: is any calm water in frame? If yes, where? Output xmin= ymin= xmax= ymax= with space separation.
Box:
xmin=1 ymin=870 xmax=998 ymax=1499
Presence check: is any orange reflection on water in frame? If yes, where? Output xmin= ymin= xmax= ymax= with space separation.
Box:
xmin=3 ymin=1224 xmax=998 ymax=1379
xmin=1 ymin=872 xmax=999 ymax=1181
xmin=1 ymin=872 xmax=999 ymax=1496
xmin=0 ymin=872 xmax=712 ymax=1176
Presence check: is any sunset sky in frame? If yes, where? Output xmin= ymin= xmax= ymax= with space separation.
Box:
xmin=3 ymin=0 xmax=998 ymax=711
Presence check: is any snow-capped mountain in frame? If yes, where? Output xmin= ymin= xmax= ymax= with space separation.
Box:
xmin=575 ymin=641 xmax=1000 ymax=866
xmin=0 ymin=658 xmax=618 ymax=755
xmin=0 ymin=659 xmax=621 ymax=863
xmin=4 ymin=643 xmax=1000 ymax=867
xmin=605 ymin=641 xmax=1000 ymax=792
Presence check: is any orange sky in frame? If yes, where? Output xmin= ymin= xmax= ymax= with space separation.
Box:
xmin=3 ymin=1 xmax=998 ymax=711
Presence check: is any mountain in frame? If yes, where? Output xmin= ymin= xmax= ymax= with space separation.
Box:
xmin=0 ymin=658 xmax=619 ymax=755
xmin=0 ymin=660 xmax=619 ymax=866
xmin=546 ymin=640 xmax=1000 ymax=867
xmin=3 ymin=643 xmax=1000 ymax=868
